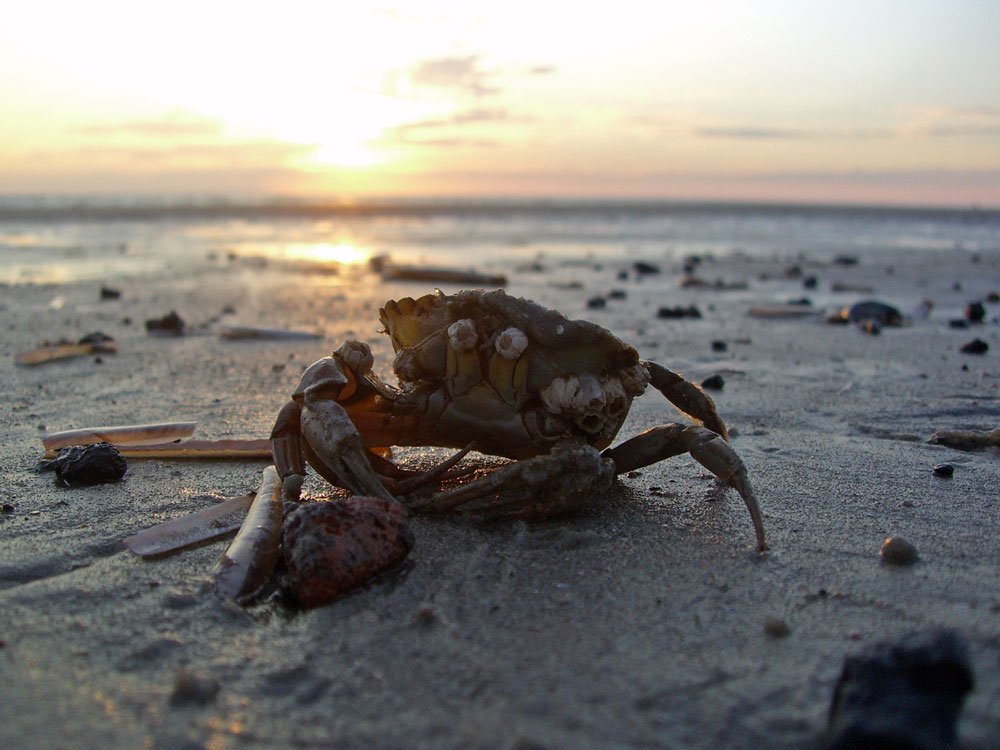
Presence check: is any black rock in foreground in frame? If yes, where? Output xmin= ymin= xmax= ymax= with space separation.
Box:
xmin=822 ymin=629 xmax=974 ymax=750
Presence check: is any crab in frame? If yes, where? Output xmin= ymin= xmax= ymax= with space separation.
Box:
xmin=265 ymin=289 xmax=765 ymax=593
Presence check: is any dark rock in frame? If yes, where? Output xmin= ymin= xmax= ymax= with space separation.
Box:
xmin=880 ymin=536 xmax=919 ymax=565
xmin=803 ymin=275 xmax=818 ymax=289
xmin=633 ymin=261 xmax=661 ymax=275
xmin=657 ymin=305 xmax=702 ymax=320
xmin=949 ymin=319 xmax=970 ymax=329
xmin=38 ymin=442 xmax=127 ymax=486
xmin=586 ymin=296 xmax=607 ymax=309
xmin=848 ymin=301 xmax=903 ymax=327
xmin=711 ymin=340 xmax=728 ymax=352
xmin=170 ymin=669 xmax=220 ymax=706
xmin=965 ymin=302 xmax=985 ymax=323
xmin=959 ymin=338 xmax=988 ymax=355
xmin=833 ymin=255 xmax=859 ymax=266
xmin=99 ymin=286 xmax=121 ymax=300
xmin=146 ymin=310 xmax=186 ymax=336
xmin=701 ymin=374 xmax=725 ymax=390
xmin=933 ymin=464 xmax=954 ymax=478
xmin=822 ymin=629 xmax=974 ymax=750
xmin=607 ymin=289 xmax=627 ymax=300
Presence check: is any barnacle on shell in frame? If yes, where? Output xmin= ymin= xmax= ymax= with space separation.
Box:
xmin=336 ymin=340 xmax=374 ymax=375
xmin=447 ymin=319 xmax=478 ymax=352
xmin=494 ymin=327 xmax=528 ymax=359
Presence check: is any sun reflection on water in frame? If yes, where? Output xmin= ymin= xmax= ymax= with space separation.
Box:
xmin=284 ymin=242 xmax=368 ymax=265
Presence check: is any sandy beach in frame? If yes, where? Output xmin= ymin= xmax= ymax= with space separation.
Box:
xmin=2 ymin=241 xmax=999 ymax=748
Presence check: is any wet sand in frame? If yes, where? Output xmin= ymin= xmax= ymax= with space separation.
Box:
xmin=1 ymin=246 xmax=999 ymax=748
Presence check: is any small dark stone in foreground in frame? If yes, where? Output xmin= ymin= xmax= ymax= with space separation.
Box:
xmin=711 ymin=340 xmax=727 ymax=352
xmin=933 ymin=464 xmax=955 ymax=478
xmin=170 ymin=669 xmax=220 ymax=706
xmin=586 ymin=296 xmax=606 ymax=309
xmin=880 ymin=536 xmax=919 ymax=565
xmin=99 ymin=285 xmax=121 ymax=300
xmin=822 ymin=629 xmax=973 ymax=750
xmin=701 ymin=374 xmax=725 ymax=390
xmin=960 ymin=338 xmax=988 ymax=355
xmin=39 ymin=442 xmax=127 ymax=486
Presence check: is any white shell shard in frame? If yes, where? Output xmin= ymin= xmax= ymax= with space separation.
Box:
xmin=447 ymin=319 xmax=478 ymax=352
xmin=336 ymin=340 xmax=374 ymax=374
xmin=494 ymin=327 xmax=528 ymax=359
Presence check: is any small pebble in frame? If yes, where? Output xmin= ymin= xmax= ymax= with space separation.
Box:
xmin=633 ymin=261 xmax=660 ymax=275
xmin=965 ymin=301 xmax=985 ymax=323
xmin=170 ymin=669 xmax=220 ymax=706
xmin=764 ymin=617 xmax=791 ymax=638
xmin=959 ymin=338 xmax=988 ymax=355
xmin=586 ymin=296 xmax=606 ymax=309
xmin=711 ymin=340 xmax=728 ymax=352
xmin=700 ymin=374 xmax=725 ymax=390
xmin=657 ymin=305 xmax=702 ymax=320
xmin=880 ymin=536 xmax=919 ymax=566
xmin=933 ymin=464 xmax=954 ymax=478
xmin=949 ymin=319 xmax=970 ymax=329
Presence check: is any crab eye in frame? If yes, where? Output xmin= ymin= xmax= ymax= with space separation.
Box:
xmin=495 ymin=327 xmax=528 ymax=359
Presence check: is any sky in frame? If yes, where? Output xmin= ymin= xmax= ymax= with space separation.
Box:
xmin=1 ymin=0 xmax=999 ymax=206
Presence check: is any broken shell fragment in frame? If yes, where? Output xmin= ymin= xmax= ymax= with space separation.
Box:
xmin=282 ymin=496 xmax=413 ymax=608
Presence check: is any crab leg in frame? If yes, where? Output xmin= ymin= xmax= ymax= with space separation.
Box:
xmin=407 ymin=446 xmax=614 ymax=521
xmin=298 ymin=384 xmax=396 ymax=503
xmin=603 ymin=423 xmax=767 ymax=552
xmin=644 ymin=361 xmax=728 ymax=439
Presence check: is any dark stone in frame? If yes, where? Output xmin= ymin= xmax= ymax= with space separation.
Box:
xmin=586 ymin=296 xmax=607 ymax=309
xmin=803 ymin=275 xmax=818 ymax=289
xmin=833 ymin=255 xmax=859 ymax=265
xmin=933 ymin=464 xmax=954 ymax=478
xmin=38 ymin=442 xmax=127 ymax=486
xmin=701 ymin=374 xmax=725 ymax=390
xmin=657 ymin=305 xmax=702 ymax=320
xmin=960 ymin=338 xmax=988 ymax=355
xmin=633 ymin=261 xmax=661 ymax=275
xmin=145 ymin=310 xmax=186 ymax=335
xmin=848 ymin=301 xmax=903 ymax=327
xmin=822 ymin=629 xmax=974 ymax=750
xmin=711 ymin=340 xmax=728 ymax=352
xmin=965 ymin=302 xmax=985 ymax=323
xmin=607 ymin=289 xmax=627 ymax=300
xmin=99 ymin=286 xmax=121 ymax=300
xmin=949 ymin=319 xmax=970 ymax=329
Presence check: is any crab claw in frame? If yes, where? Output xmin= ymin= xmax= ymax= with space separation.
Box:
xmin=300 ymin=383 xmax=396 ymax=503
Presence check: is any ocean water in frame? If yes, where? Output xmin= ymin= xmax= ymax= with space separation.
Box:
xmin=0 ymin=196 xmax=998 ymax=286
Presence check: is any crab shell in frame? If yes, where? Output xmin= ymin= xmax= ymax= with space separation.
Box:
xmin=378 ymin=289 xmax=650 ymax=459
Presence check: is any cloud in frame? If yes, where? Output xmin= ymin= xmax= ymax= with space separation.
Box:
xmin=376 ymin=107 xmax=517 ymax=148
xmin=30 ymin=140 xmax=317 ymax=167
xmin=70 ymin=111 xmax=224 ymax=138
xmin=398 ymin=55 xmax=500 ymax=97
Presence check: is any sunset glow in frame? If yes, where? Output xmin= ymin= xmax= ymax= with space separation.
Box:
xmin=1 ymin=1 xmax=999 ymax=206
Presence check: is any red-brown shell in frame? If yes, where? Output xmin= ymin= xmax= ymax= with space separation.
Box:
xmin=282 ymin=496 xmax=413 ymax=608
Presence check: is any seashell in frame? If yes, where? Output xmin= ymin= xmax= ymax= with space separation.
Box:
xmin=283 ymin=496 xmax=413 ymax=608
